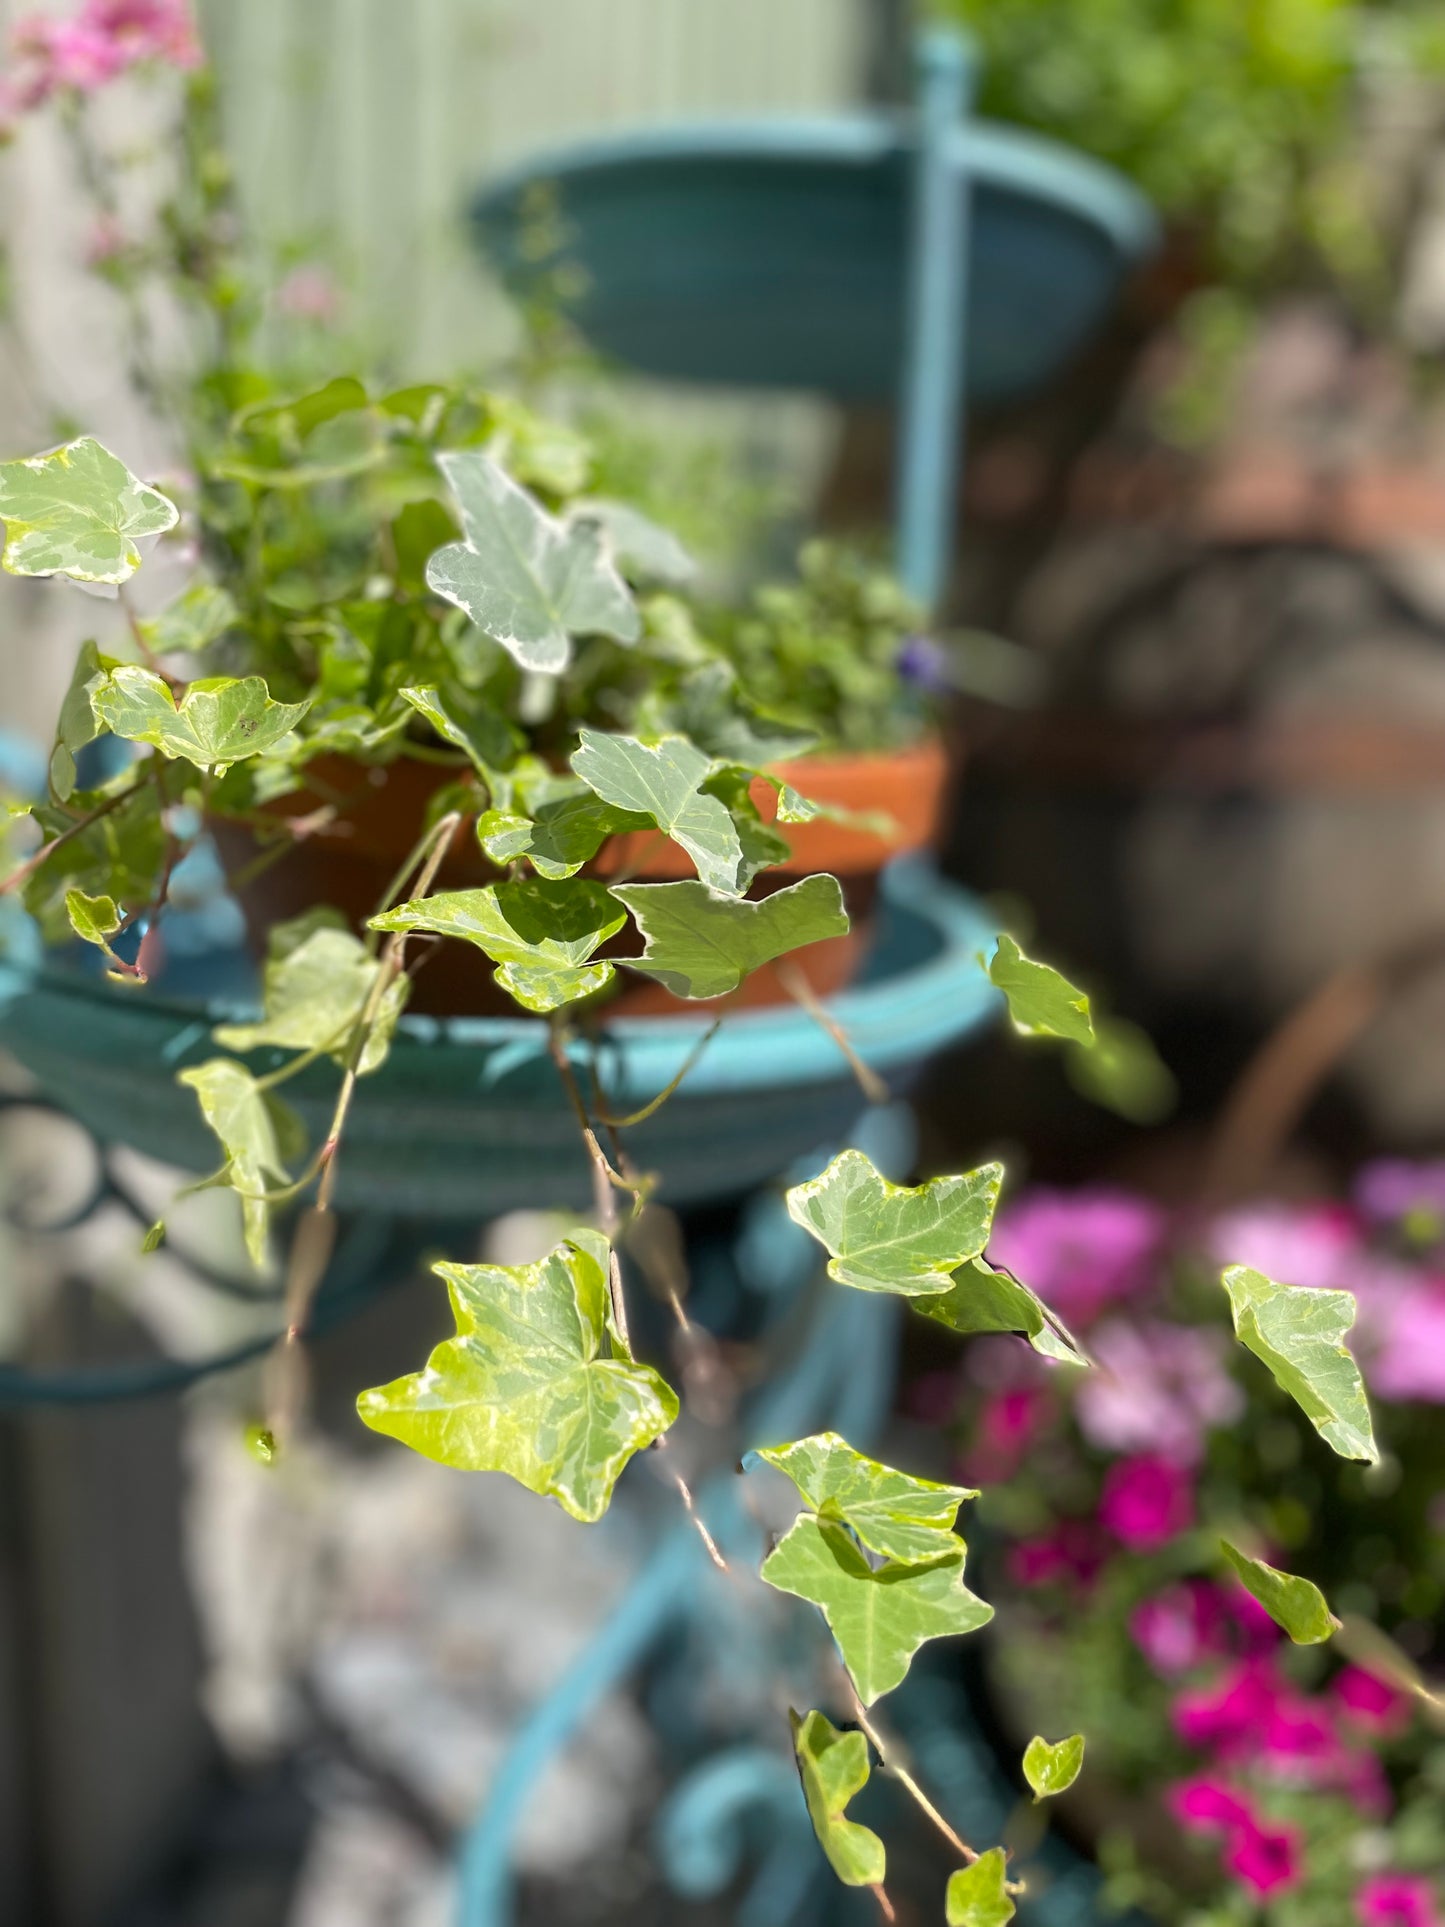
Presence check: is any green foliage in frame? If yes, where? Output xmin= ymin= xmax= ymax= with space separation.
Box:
xmin=1218 ymin=1540 xmax=1339 ymax=1644
xmin=50 ymin=641 xmax=111 ymax=802
xmin=0 ymin=437 xmax=177 ymax=583
xmin=914 ymin=1256 xmax=1086 ymax=1365
xmin=355 ymin=1235 xmax=678 ymax=1521
xmin=24 ymin=780 xmax=166 ymax=944
xmin=1220 ymin=1265 xmax=1378 ymax=1463
xmin=137 ymin=581 xmax=237 ymax=657
xmin=570 ymin=731 xmax=746 ymax=895
xmin=177 ymin=1058 xmax=301 ymax=1266
xmin=785 ymin=1149 xmax=1002 ymax=1296
xmin=63 ymin=887 xmax=122 ymax=952
xmin=946 ymin=1849 xmax=1016 ymax=1926
xmin=988 ymin=934 xmax=1095 ymax=1046
xmin=1022 ymin=1732 xmax=1085 ymax=1801
xmin=611 ymin=876 xmax=848 ymax=1001
xmin=94 ymin=667 xmax=310 ymax=772
xmin=790 ymin=1709 xmax=886 ymax=1888
xmin=753 ymin=1433 xmax=977 ymax=1564
xmin=214 ymin=913 xmax=407 ymax=1070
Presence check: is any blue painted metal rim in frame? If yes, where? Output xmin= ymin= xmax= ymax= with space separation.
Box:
xmin=473 ymin=111 xmax=1159 ymax=272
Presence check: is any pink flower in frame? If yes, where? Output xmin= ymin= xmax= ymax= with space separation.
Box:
xmin=1225 ymin=1818 xmax=1302 ymax=1897
xmin=1131 ymin=1581 xmax=1229 ymax=1676
xmin=986 ymin=1189 xmax=1165 ymax=1327
xmin=1355 ymin=1160 xmax=1445 ymax=1232
xmin=966 ymin=1385 xmax=1048 ymax=1481
xmin=1356 ymin=1874 xmax=1440 ymax=1927
xmin=1007 ymin=1521 xmax=1102 ymax=1590
xmin=8 ymin=15 xmax=121 ymax=101
xmin=1169 ymin=1775 xmax=1254 ymax=1832
xmin=1173 ymin=1659 xmax=1280 ymax=1753
xmin=1333 ymin=1665 xmax=1413 ymax=1738
xmin=1099 ymin=1453 xmax=1194 ymax=1549
xmin=85 ymin=211 xmax=127 ymax=265
xmin=275 ymin=263 xmax=341 ymax=325
xmin=1355 ymin=1276 xmax=1445 ymax=1404
xmin=81 ymin=0 xmax=201 ymax=67
xmin=1209 ymin=1200 xmax=1359 ymax=1293
xmin=1075 ymin=1318 xmax=1243 ymax=1464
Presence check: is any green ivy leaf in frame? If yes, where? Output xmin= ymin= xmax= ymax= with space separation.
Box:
xmin=1220 ymin=1265 xmax=1378 ymax=1463
xmin=1065 ymin=1014 xmax=1176 ymax=1123
xmin=370 ymin=877 xmax=626 ymax=1013
xmin=663 ymin=660 xmax=818 ymax=765
xmin=1022 ymin=1733 xmax=1085 ymax=1801
xmin=946 ymin=1849 xmax=1015 ymax=1927
xmin=568 ymin=498 xmax=696 ymax=585
xmin=64 ymin=887 xmax=122 ymax=951
xmin=571 ymin=730 xmax=746 ymax=895
xmin=477 ymin=790 xmax=651 ymax=880
xmin=141 ymin=1219 xmax=166 ymax=1254
xmin=177 ymin=1059 xmax=302 ymax=1267
xmin=49 ymin=641 xmax=112 ymax=801
xmin=610 ymin=876 xmax=848 ymax=1000
xmin=1219 ymin=1541 xmax=1339 ymax=1645
xmin=94 ymin=668 xmax=311 ymax=772
xmin=703 ymin=764 xmax=793 ymax=887
xmin=785 ymin=1150 xmax=1003 ymax=1297
xmin=761 ymin=1514 xmax=992 ymax=1705
xmin=398 ymin=683 xmax=515 ymax=777
xmin=988 ymin=934 xmax=1094 ymax=1045
xmin=214 ymin=916 xmax=408 ymax=1073
xmin=913 ymin=1256 xmax=1087 ymax=1366
xmin=355 ymin=1235 xmax=678 ymax=1521
xmin=753 ymin=1433 xmax=976 ymax=1563
xmin=23 ymin=781 xmax=165 ymax=942
xmin=0 ymin=437 xmax=177 ymax=584
xmin=137 ymin=581 xmax=237 ymax=657
xmin=789 ymin=1709 xmax=886 ymax=1889
xmin=425 ymin=451 xmax=640 ymax=673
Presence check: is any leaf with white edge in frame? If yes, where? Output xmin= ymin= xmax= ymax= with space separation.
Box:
xmin=914 ymin=1256 xmax=1087 ymax=1366
xmin=703 ymin=765 xmax=792 ymax=887
xmin=370 ymin=877 xmax=626 ymax=1013
xmin=1022 ymin=1733 xmax=1085 ymax=1802
xmin=1219 ymin=1541 xmax=1339 ymax=1645
xmin=1221 ymin=1266 xmax=1378 ymax=1463
xmin=94 ymin=667 xmax=311 ymax=771
xmin=571 ymin=729 xmax=745 ymax=894
xmin=214 ymin=918 xmax=408 ymax=1073
xmin=988 ymin=933 xmax=1094 ymax=1046
xmin=785 ymin=1149 xmax=1002 ymax=1297
xmin=355 ymin=1235 xmax=678 ymax=1521
xmin=425 ymin=451 xmax=639 ymax=673
xmin=761 ymin=1514 xmax=992 ymax=1706
xmin=137 ymin=581 xmax=237 ymax=657
xmin=568 ymin=498 xmax=696 ymax=585
xmin=177 ymin=1059 xmax=302 ymax=1267
xmin=946 ymin=1849 xmax=1015 ymax=1927
xmin=611 ymin=876 xmax=848 ymax=1001
xmin=50 ymin=641 xmax=112 ymax=800
xmin=477 ymin=791 xmax=651 ymax=880
xmin=752 ymin=1433 xmax=976 ymax=1563
xmin=775 ymin=782 xmax=821 ymax=823
xmin=399 ymin=684 xmax=514 ymax=777
xmin=0 ymin=438 xmax=177 ymax=584
xmin=789 ymin=1709 xmax=886 ymax=1889
xmin=64 ymin=887 xmax=121 ymax=950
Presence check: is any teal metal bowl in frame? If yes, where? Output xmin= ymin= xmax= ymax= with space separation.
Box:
xmin=0 ymin=860 xmax=999 ymax=1219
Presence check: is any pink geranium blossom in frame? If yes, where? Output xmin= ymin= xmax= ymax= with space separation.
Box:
xmin=1075 ymin=1318 xmax=1243 ymax=1463
xmin=5 ymin=0 xmax=199 ymax=113
xmin=1209 ymin=1198 xmax=1360 ymax=1293
xmin=986 ymin=1188 xmax=1165 ymax=1326
xmin=1356 ymin=1874 xmax=1441 ymax=1927
xmin=1173 ymin=1659 xmax=1280 ymax=1754
xmin=1007 ymin=1521 xmax=1103 ymax=1590
xmin=1225 ymin=1819 xmax=1302 ymax=1897
xmin=1099 ymin=1453 xmax=1194 ymax=1549
xmin=1355 ymin=1159 xmax=1445 ymax=1231
xmin=1169 ymin=1775 xmax=1255 ymax=1831
xmin=1131 ymin=1580 xmax=1229 ymax=1676
xmin=1333 ymin=1665 xmax=1414 ymax=1738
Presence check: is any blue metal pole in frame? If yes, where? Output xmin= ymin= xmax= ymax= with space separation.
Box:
xmin=895 ymin=28 xmax=976 ymax=614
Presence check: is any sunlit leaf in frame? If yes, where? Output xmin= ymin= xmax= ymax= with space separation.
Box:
xmin=611 ymin=876 xmax=848 ymax=1000
xmin=398 ymin=683 xmax=514 ymax=777
xmin=988 ymin=933 xmax=1094 ymax=1045
xmin=177 ymin=1058 xmax=302 ymax=1266
xmin=355 ymin=1235 xmax=678 ymax=1521
xmin=571 ymin=730 xmax=745 ymax=894
xmin=1022 ymin=1733 xmax=1085 ymax=1801
xmin=785 ymin=1150 xmax=1002 ymax=1297
xmin=94 ymin=667 xmax=310 ymax=772
xmin=946 ymin=1849 xmax=1015 ymax=1927
xmin=425 ymin=451 xmax=639 ymax=673
xmin=137 ymin=581 xmax=237 ymax=657
xmin=752 ymin=1432 xmax=976 ymax=1563
xmin=49 ymin=640 xmax=112 ymax=801
xmin=789 ymin=1709 xmax=886 ymax=1889
xmin=141 ymin=1218 xmax=166 ymax=1254
xmin=663 ymin=660 xmax=818 ymax=765
xmin=476 ymin=789 xmax=651 ymax=880
xmin=703 ymin=764 xmax=792 ymax=887
xmin=761 ymin=1514 xmax=992 ymax=1705
xmin=64 ymin=887 xmax=122 ymax=950
xmin=914 ymin=1256 xmax=1087 ymax=1366
xmin=1065 ymin=1014 xmax=1175 ymax=1123
xmin=1219 ymin=1541 xmax=1339 ymax=1645
xmin=1221 ymin=1265 xmax=1378 ymax=1463
xmin=0 ymin=437 xmax=177 ymax=584
xmin=214 ymin=915 xmax=407 ymax=1073
xmin=568 ymin=497 xmax=696 ymax=585
xmin=371 ymin=876 xmax=626 ymax=1013
xmin=24 ymin=781 xmax=165 ymax=943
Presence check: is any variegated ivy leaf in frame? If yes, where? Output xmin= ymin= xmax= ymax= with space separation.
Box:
xmin=660 ymin=660 xmax=818 ymax=766
xmin=946 ymin=1849 xmax=1015 ymax=1927
xmin=751 ymin=1432 xmax=976 ymax=1563
xmin=476 ymin=790 xmax=650 ymax=880
xmin=177 ymin=1059 xmax=303 ymax=1267
xmin=1219 ymin=1541 xmax=1339 ymax=1645
xmin=1022 ymin=1733 xmax=1085 ymax=1801
xmin=136 ymin=581 xmax=237 ymax=657
xmin=703 ymin=764 xmax=792 ymax=886
xmin=425 ymin=451 xmax=640 ymax=673
xmin=914 ymin=1256 xmax=1087 ymax=1366
xmin=94 ymin=667 xmax=311 ymax=773
xmin=761 ymin=1514 xmax=992 ymax=1705
xmin=370 ymin=877 xmax=626 ymax=1013
xmin=50 ymin=640 xmax=113 ymax=801
xmin=988 ymin=933 xmax=1094 ymax=1046
xmin=214 ymin=913 xmax=408 ymax=1073
xmin=790 ymin=1709 xmax=885 ymax=1889
xmin=785 ymin=1149 xmax=1003 ymax=1297
xmin=1221 ymin=1265 xmax=1378 ymax=1463
xmin=398 ymin=684 xmax=515 ymax=777
xmin=568 ymin=498 xmax=696 ymax=585
xmin=0 ymin=437 xmax=177 ymax=584
xmin=571 ymin=730 xmax=745 ymax=895
xmin=355 ymin=1235 xmax=678 ymax=1522
xmin=610 ymin=876 xmax=848 ymax=1001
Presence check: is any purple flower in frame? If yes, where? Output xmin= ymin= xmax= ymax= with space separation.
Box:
xmin=1208 ymin=1200 xmax=1359 ymax=1294
xmin=1353 ymin=1276 xmax=1445 ymax=1404
xmin=1099 ymin=1453 xmax=1194 ymax=1550
xmin=895 ymin=632 xmax=951 ymax=693
xmin=1356 ymin=1875 xmax=1440 ymax=1927
xmin=1075 ymin=1317 xmax=1243 ymax=1464
xmin=987 ymin=1189 xmax=1165 ymax=1327
xmin=1355 ymin=1159 xmax=1445 ymax=1231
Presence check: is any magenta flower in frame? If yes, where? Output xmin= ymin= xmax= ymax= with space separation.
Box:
xmin=1225 ymin=1818 xmax=1302 ymax=1897
xmin=1355 ymin=1276 xmax=1445 ymax=1404
xmin=1131 ymin=1580 xmax=1228 ymax=1676
xmin=1356 ymin=1874 xmax=1441 ymax=1927
xmin=1099 ymin=1453 xmax=1194 ymax=1550
xmin=1209 ymin=1199 xmax=1359 ymax=1294
xmin=1173 ymin=1659 xmax=1280 ymax=1754
xmin=1333 ymin=1664 xmax=1413 ymax=1737
xmin=1007 ymin=1521 xmax=1102 ymax=1590
xmin=81 ymin=0 xmax=201 ymax=67
xmin=1075 ymin=1318 xmax=1243 ymax=1464
xmin=1169 ymin=1775 xmax=1254 ymax=1832
xmin=1355 ymin=1159 xmax=1445 ymax=1231
xmin=986 ymin=1188 xmax=1165 ymax=1327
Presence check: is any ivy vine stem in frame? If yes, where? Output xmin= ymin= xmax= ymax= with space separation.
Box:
xmin=846 ymin=1681 xmax=980 ymax=1866
xmin=776 ymin=959 xmax=889 ymax=1105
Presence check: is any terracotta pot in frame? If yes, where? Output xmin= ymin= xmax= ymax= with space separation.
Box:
xmin=213 ymin=735 xmax=952 ymax=1017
